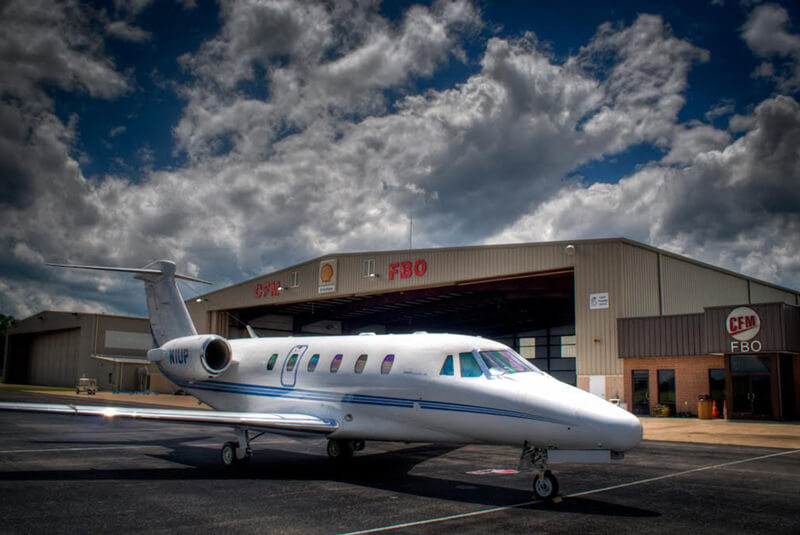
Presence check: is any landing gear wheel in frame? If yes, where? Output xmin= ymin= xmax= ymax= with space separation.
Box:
xmin=327 ymin=439 xmax=354 ymax=461
xmin=221 ymin=441 xmax=238 ymax=468
xmin=352 ymin=440 xmax=365 ymax=452
xmin=533 ymin=470 xmax=559 ymax=500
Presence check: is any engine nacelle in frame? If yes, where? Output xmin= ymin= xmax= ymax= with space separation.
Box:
xmin=148 ymin=334 xmax=233 ymax=382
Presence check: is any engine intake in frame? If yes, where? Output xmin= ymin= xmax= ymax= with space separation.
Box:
xmin=150 ymin=334 xmax=233 ymax=382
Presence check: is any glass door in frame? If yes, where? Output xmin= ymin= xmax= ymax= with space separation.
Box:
xmin=730 ymin=355 xmax=773 ymax=419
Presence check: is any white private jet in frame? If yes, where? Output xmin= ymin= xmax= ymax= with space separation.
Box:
xmin=0 ymin=261 xmax=642 ymax=499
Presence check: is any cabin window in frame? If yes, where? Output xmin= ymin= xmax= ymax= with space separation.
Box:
xmin=330 ymin=354 xmax=343 ymax=373
xmin=381 ymin=354 xmax=395 ymax=375
xmin=440 ymin=355 xmax=454 ymax=376
xmin=307 ymin=354 xmax=320 ymax=372
xmin=267 ymin=354 xmax=279 ymax=371
xmin=460 ymin=352 xmax=483 ymax=378
xmin=355 ymin=354 xmax=368 ymax=374
xmin=286 ymin=353 xmax=299 ymax=371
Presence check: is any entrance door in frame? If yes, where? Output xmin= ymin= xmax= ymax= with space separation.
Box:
xmin=632 ymin=370 xmax=650 ymax=415
xmin=281 ymin=345 xmax=308 ymax=387
xmin=730 ymin=355 xmax=773 ymax=419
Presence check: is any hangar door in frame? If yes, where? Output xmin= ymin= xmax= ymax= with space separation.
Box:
xmin=28 ymin=329 xmax=79 ymax=387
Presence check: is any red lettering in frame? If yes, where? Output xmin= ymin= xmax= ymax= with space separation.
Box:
xmin=254 ymin=284 xmax=263 ymax=299
xmin=744 ymin=316 xmax=755 ymax=329
xmin=400 ymin=261 xmax=412 ymax=279
xmin=389 ymin=262 xmax=399 ymax=280
xmin=270 ymin=281 xmax=281 ymax=297
xmin=414 ymin=259 xmax=427 ymax=277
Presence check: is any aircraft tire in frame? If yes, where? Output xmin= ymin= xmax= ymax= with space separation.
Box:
xmin=327 ymin=439 xmax=354 ymax=461
xmin=532 ymin=470 xmax=559 ymax=500
xmin=221 ymin=441 xmax=238 ymax=468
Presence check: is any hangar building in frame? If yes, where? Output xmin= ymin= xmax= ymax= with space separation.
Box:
xmin=187 ymin=238 xmax=800 ymax=420
xmin=2 ymin=312 xmax=173 ymax=393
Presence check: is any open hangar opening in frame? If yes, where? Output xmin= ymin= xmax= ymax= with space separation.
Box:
xmin=225 ymin=270 xmax=578 ymax=385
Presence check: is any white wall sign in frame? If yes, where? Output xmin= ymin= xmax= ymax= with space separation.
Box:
xmin=726 ymin=306 xmax=762 ymax=352
xmin=318 ymin=259 xmax=338 ymax=294
xmin=589 ymin=292 xmax=609 ymax=310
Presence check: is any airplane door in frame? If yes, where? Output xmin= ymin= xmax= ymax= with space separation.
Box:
xmin=281 ymin=345 xmax=308 ymax=387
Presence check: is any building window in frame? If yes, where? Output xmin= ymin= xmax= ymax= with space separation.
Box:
xmin=460 ymin=352 xmax=483 ymax=378
xmin=657 ymin=369 xmax=676 ymax=416
xmin=330 ymin=354 xmax=343 ymax=373
xmin=354 ymin=354 xmax=368 ymax=374
xmin=440 ymin=355 xmax=454 ymax=376
xmin=267 ymin=354 xmax=278 ymax=371
xmin=381 ymin=354 xmax=395 ymax=375
xmin=290 ymin=271 xmax=299 ymax=288
xmin=307 ymin=354 xmax=320 ymax=372
xmin=517 ymin=325 xmax=576 ymax=386
xmin=632 ymin=369 xmax=650 ymax=415
xmin=362 ymin=259 xmax=376 ymax=278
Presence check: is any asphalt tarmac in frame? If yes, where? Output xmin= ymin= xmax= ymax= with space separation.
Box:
xmin=0 ymin=392 xmax=798 ymax=534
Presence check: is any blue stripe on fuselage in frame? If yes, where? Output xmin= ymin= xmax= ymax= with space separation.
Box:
xmin=179 ymin=379 xmax=570 ymax=426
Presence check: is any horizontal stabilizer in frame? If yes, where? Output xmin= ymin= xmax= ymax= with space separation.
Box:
xmin=45 ymin=263 xmax=213 ymax=285
xmin=0 ymin=402 xmax=338 ymax=434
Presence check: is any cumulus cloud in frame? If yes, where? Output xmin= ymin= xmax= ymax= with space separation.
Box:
xmin=1 ymin=1 xmax=798 ymax=320
xmin=742 ymin=4 xmax=800 ymax=92
xmin=487 ymin=95 xmax=800 ymax=285
xmin=105 ymin=20 xmax=152 ymax=43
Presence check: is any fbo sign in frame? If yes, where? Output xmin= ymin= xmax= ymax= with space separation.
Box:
xmin=726 ymin=306 xmax=762 ymax=352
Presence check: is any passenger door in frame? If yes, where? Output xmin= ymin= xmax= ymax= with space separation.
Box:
xmin=281 ymin=345 xmax=308 ymax=387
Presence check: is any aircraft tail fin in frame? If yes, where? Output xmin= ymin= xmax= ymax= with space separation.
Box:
xmin=46 ymin=260 xmax=213 ymax=346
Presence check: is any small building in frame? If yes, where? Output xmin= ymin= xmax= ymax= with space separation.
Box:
xmin=2 ymin=311 xmax=174 ymax=393
xmin=620 ymin=302 xmax=800 ymax=420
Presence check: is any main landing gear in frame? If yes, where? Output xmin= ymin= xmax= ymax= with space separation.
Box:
xmin=326 ymin=439 xmax=365 ymax=461
xmin=519 ymin=442 xmax=560 ymax=500
xmin=221 ymin=427 xmax=263 ymax=468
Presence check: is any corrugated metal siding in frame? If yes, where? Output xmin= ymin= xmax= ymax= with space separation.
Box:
xmin=750 ymin=283 xmax=798 ymax=305
xmin=662 ymin=256 xmax=749 ymax=314
xmin=704 ymin=303 xmax=786 ymax=353
xmin=574 ymin=242 xmax=622 ymax=376
xmin=618 ymin=314 xmax=704 ymax=357
xmin=189 ymin=241 xmax=580 ymax=330
xmin=28 ymin=329 xmax=79 ymax=387
xmin=785 ymin=305 xmax=800 ymax=352
xmin=620 ymin=243 xmax=660 ymax=318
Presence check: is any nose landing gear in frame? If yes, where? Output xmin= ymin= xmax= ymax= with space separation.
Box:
xmin=519 ymin=442 xmax=560 ymax=500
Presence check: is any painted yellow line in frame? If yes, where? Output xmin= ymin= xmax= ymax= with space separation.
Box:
xmin=338 ymin=449 xmax=800 ymax=535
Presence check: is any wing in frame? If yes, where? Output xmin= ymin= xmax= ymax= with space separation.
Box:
xmin=0 ymin=402 xmax=338 ymax=435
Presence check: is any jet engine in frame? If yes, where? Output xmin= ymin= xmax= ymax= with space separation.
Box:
xmin=148 ymin=334 xmax=233 ymax=382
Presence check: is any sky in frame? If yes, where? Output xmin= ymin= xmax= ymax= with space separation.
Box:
xmin=1 ymin=0 xmax=799 ymax=319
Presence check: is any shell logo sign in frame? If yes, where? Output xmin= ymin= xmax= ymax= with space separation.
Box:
xmin=726 ymin=306 xmax=762 ymax=352
xmin=318 ymin=259 xmax=337 ymax=294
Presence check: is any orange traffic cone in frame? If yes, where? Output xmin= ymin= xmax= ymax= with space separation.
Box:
xmin=712 ymin=400 xmax=718 ymax=419
xmin=723 ymin=399 xmax=727 ymax=419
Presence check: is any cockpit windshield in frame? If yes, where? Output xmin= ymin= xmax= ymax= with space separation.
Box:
xmin=477 ymin=349 xmax=542 ymax=376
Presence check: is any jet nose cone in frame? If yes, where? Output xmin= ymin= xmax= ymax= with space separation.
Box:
xmin=602 ymin=409 xmax=643 ymax=451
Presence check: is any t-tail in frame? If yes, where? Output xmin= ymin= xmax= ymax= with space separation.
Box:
xmin=46 ymin=260 xmax=212 ymax=346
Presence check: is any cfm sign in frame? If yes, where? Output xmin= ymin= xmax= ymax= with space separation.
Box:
xmin=726 ymin=306 xmax=762 ymax=353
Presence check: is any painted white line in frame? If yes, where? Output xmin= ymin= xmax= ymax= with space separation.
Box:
xmin=0 ymin=445 xmax=154 ymax=454
xmin=566 ymin=448 xmax=800 ymax=498
xmin=338 ymin=449 xmax=800 ymax=535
